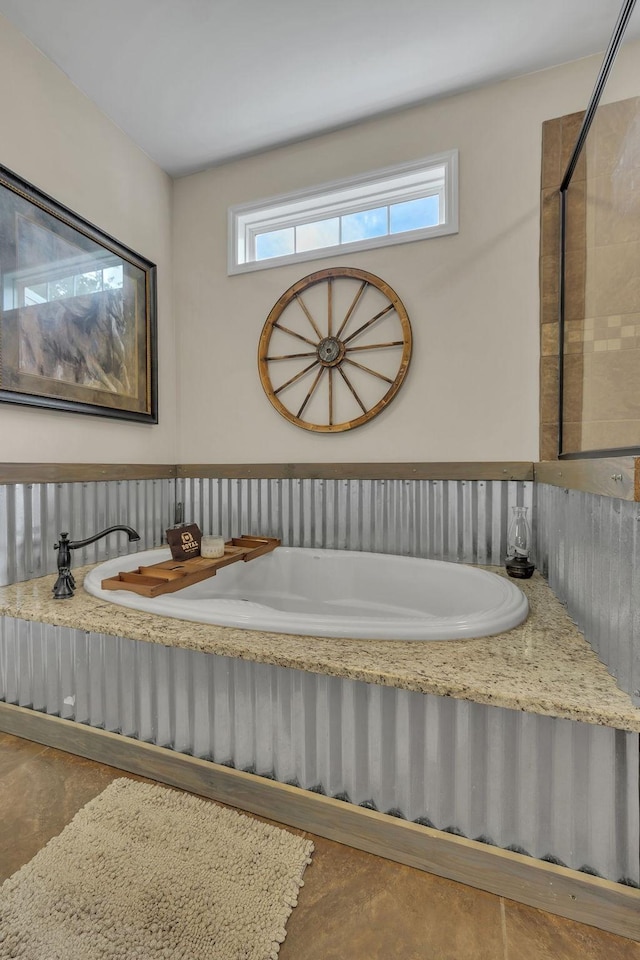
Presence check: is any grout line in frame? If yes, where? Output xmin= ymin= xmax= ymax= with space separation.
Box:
xmin=500 ymin=898 xmax=509 ymax=960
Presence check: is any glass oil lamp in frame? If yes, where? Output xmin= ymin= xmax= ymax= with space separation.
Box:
xmin=505 ymin=506 xmax=535 ymax=579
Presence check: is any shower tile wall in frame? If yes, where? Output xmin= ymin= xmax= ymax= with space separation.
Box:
xmin=540 ymin=97 xmax=640 ymax=457
xmin=535 ymin=482 xmax=640 ymax=707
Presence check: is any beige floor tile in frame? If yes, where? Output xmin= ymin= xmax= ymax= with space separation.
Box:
xmin=281 ymin=835 xmax=505 ymax=960
xmin=503 ymin=899 xmax=640 ymax=960
xmin=0 ymin=730 xmax=49 ymax=775
xmin=0 ymin=737 xmax=123 ymax=881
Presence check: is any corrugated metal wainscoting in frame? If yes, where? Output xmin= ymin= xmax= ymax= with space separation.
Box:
xmin=0 ymin=477 xmax=532 ymax=582
xmin=1 ymin=616 xmax=637 ymax=886
xmin=535 ymin=484 xmax=640 ymax=708
xmin=0 ymin=479 xmax=175 ymax=586
xmin=178 ymin=478 xmax=533 ymax=564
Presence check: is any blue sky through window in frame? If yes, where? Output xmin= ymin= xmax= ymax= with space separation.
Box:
xmin=297 ymin=217 xmax=339 ymax=252
xmin=342 ymin=207 xmax=387 ymax=243
xmin=255 ymin=193 xmax=442 ymax=261
xmin=256 ymin=227 xmax=294 ymax=260
xmin=390 ymin=195 xmax=439 ymax=234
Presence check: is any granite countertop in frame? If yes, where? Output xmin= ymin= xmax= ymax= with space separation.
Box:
xmin=1 ymin=564 xmax=640 ymax=733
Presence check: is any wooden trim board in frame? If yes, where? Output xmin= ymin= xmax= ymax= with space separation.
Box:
xmin=0 ymin=461 xmax=533 ymax=485
xmin=177 ymin=462 xmax=535 ymax=481
xmin=535 ymin=458 xmax=640 ymax=501
xmin=0 ymin=463 xmax=177 ymax=484
xmin=1 ymin=459 xmax=638 ymax=499
xmin=0 ymin=702 xmax=637 ymax=941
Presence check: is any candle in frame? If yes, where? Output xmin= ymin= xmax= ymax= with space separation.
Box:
xmin=200 ymin=535 xmax=225 ymax=559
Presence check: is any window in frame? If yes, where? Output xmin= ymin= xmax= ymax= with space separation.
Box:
xmin=228 ymin=150 xmax=458 ymax=274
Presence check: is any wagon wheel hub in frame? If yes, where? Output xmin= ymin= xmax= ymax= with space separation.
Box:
xmin=317 ymin=336 xmax=345 ymax=367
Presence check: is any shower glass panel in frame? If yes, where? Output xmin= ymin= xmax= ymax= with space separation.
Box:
xmin=560 ymin=0 xmax=640 ymax=456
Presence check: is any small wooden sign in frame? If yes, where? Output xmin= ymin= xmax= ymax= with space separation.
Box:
xmin=166 ymin=523 xmax=202 ymax=560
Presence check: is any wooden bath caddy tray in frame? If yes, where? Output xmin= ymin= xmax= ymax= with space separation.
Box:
xmin=100 ymin=536 xmax=281 ymax=598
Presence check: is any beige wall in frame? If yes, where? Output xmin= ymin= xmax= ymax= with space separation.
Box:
xmin=173 ymin=41 xmax=640 ymax=464
xmin=0 ymin=13 xmax=176 ymax=463
xmin=2 ymin=10 xmax=638 ymax=467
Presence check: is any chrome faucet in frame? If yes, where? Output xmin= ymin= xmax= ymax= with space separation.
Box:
xmin=53 ymin=525 xmax=141 ymax=599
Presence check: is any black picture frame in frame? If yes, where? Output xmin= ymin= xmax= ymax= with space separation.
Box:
xmin=0 ymin=163 xmax=157 ymax=423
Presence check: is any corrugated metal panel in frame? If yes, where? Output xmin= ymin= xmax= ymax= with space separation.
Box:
xmin=177 ymin=478 xmax=533 ymax=565
xmin=0 ymin=476 xmax=531 ymax=585
xmin=536 ymin=484 xmax=640 ymax=708
xmin=1 ymin=615 xmax=636 ymax=885
xmin=0 ymin=479 xmax=175 ymax=586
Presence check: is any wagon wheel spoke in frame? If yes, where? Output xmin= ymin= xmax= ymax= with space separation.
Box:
xmin=343 ymin=357 xmax=394 ymax=385
xmin=297 ymin=366 xmax=326 ymax=419
xmin=345 ymin=341 xmax=404 ymax=352
xmin=335 ymin=280 xmax=368 ymax=340
xmin=337 ymin=366 xmax=368 ymax=415
xmin=265 ymin=351 xmax=318 ymax=361
xmin=272 ymin=321 xmax=319 ymax=348
xmin=342 ymin=303 xmax=396 ymax=346
xmin=328 ymin=367 xmax=334 ymax=426
xmin=273 ymin=359 xmax=320 ymax=396
xmin=295 ymin=294 xmax=324 ymax=341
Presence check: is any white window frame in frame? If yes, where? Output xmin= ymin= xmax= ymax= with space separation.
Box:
xmin=228 ymin=149 xmax=458 ymax=275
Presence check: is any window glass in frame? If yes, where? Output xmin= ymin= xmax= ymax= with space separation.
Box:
xmin=342 ymin=207 xmax=388 ymax=243
xmin=256 ymin=227 xmax=295 ymax=261
xmin=296 ymin=217 xmax=340 ymax=253
xmin=390 ymin=195 xmax=440 ymax=234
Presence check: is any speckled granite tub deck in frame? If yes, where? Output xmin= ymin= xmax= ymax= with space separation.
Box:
xmin=1 ymin=565 xmax=639 ymax=732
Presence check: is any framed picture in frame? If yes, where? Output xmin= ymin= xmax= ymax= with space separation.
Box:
xmin=0 ymin=163 xmax=157 ymax=422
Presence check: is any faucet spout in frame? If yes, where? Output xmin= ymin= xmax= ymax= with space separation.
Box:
xmin=53 ymin=525 xmax=141 ymax=599
xmin=68 ymin=525 xmax=141 ymax=551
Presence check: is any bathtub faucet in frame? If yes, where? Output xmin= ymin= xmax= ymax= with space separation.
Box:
xmin=53 ymin=525 xmax=141 ymax=600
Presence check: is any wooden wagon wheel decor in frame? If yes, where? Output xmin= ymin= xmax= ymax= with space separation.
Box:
xmin=258 ymin=267 xmax=412 ymax=432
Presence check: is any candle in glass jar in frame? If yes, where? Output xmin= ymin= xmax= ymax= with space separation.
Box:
xmin=201 ymin=535 xmax=225 ymax=559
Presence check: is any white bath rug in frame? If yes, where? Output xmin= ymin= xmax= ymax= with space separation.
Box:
xmin=0 ymin=778 xmax=313 ymax=959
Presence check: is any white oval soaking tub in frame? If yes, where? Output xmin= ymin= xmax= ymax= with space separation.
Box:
xmin=84 ymin=546 xmax=528 ymax=641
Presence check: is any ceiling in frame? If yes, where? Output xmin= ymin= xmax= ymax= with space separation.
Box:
xmin=0 ymin=0 xmax=637 ymax=176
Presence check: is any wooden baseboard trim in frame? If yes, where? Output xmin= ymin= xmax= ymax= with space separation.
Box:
xmin=1 ymin=703 xmax=637 ymax=940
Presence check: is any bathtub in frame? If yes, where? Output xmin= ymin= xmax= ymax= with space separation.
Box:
xmin=84 ymin=546 xmax=528 ymax=641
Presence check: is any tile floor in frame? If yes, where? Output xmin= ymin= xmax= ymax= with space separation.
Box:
xmin=0 ymin=731 xmax=638 ymax=959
